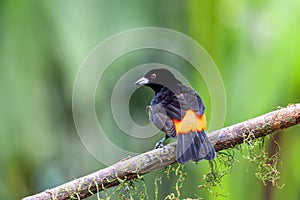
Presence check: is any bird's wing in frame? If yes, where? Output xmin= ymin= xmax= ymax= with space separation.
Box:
xmin=180 ymin=90 xmax=205 ymax=117
xmin=148 ymin=103 xmax=177 ymax=137
xmin=164 ymin=88 xmax=205 ymax=120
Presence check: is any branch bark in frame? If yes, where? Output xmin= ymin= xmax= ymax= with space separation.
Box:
xmin=22 ymin=104 xmax=300 ymax=200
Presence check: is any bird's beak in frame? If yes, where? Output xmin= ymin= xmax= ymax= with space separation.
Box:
xmin=135 ymin=77 xmax=149 ymax=85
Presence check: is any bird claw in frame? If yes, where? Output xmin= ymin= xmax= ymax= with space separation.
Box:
xmin=155 ymin=136 xmax=168 ymax=149
xmin=155 ymin=141 xmax=164 ymax=149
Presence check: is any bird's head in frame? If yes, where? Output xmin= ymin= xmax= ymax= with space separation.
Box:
xmin=135 ymin=68 xmax=181 ymax=93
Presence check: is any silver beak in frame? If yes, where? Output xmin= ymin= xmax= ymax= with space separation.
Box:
xmin=135 ymin=77 xmax=149 ymax=85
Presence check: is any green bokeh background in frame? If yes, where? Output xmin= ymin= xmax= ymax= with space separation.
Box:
xmin=1 ymin=0 xmax=300 ymax=199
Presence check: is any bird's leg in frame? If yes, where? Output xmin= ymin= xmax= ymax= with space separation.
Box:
xmin=155 ymin=135 xmax=169 ymax=149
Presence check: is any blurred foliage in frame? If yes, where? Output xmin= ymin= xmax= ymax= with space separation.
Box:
xmin=1 ymin=0 xmax=300 ymax=199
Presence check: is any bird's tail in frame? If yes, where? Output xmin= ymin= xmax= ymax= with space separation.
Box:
xmin=176 ymin=131 xmax=216 ymax=164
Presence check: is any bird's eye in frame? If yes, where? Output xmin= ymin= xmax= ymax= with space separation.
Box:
xmin=151 ymin=73 xmax=156 ymax=79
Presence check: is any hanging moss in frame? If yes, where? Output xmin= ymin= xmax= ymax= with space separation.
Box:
xmin=241 ymin=133 xmax=284 ymax=188
xmin=198 ymin=132 xmax=283 ymax=197
xmin=163 ymin=165 xmax=187 ymax=200
xmin=199 ymin=149 xmax=235 ymax=197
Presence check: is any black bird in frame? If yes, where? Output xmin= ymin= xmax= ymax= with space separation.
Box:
xmin=135 ymin=68 xmax=216 ymax=164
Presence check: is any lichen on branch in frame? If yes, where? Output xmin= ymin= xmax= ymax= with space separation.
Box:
xmin=22 ymin=104 xmax=300 ymax=200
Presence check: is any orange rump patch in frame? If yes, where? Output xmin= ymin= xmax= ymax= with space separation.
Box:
xmin=173 ymin=109 xmax=206 ymax=135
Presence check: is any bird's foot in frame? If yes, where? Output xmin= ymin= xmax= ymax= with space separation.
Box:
xmin=155 ymin=141 xmax=164 ymax=149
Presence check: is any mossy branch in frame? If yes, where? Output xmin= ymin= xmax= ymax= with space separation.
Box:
xmin=22 ymin=104 xmax=300 ymax=200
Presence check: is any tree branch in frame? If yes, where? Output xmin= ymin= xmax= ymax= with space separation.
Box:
xmin=22 ymin=104 xmax=300 ymax=200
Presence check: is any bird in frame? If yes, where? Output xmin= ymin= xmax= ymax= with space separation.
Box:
xmin=135 ymin=68 xmax=216 ymax=164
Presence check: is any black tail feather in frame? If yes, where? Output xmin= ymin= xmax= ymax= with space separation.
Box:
xmin=176 ymin=131 xmax=216 ymax=164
